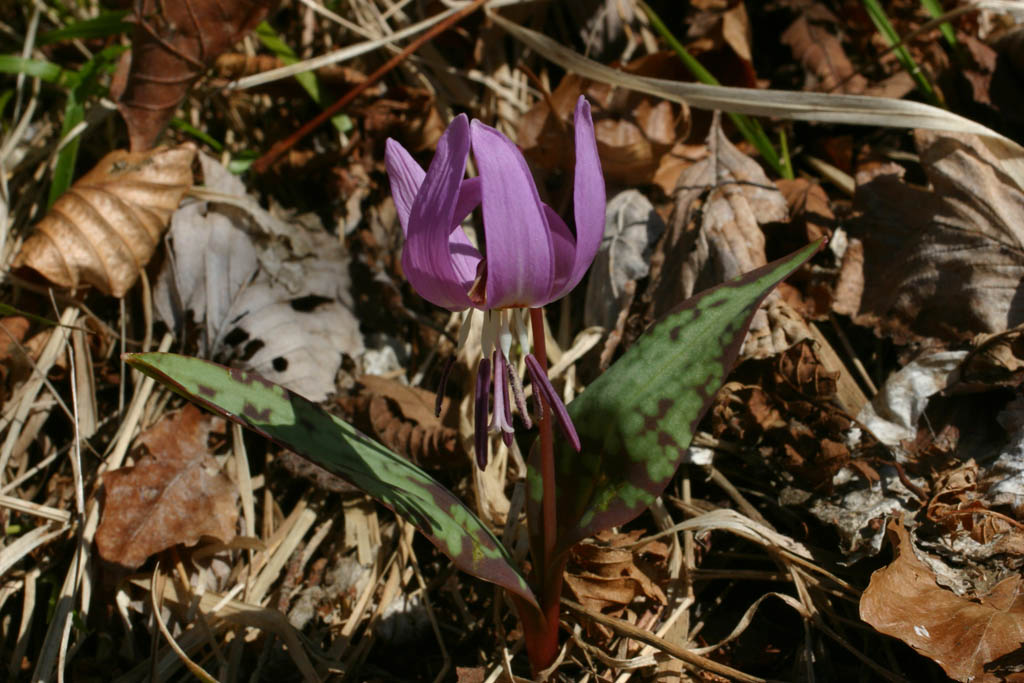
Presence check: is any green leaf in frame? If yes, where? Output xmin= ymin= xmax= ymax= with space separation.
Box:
xmin=534 ymin=240 xmax=824 ymax=554
xmin=124 ymin=353 xmax=537 ymax=607
xmin=0 ymin=56 xmax=67 ymax=83
xmin=37 ymin=11 xmax=131 ymax=45
xmin=253 ymin=22 xmax=350 ymax=134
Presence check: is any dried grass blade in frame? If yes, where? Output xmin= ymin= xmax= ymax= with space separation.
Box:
xmin=490 ymin=13 xmax=1024 ymax=188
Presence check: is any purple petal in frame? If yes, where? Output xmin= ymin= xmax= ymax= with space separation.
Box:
xmin=525 ymin=354 xmax=581 ymax=452
xmin=544 ymin=205 xmax=576 ymax=304
xmin=475 ymin=356 xmax=492 ymax=470
xmin=402 ymin=115 xmax=475 ymax=310
xmin=548 ymin=96 xmax=606 ymax=301
xmin=387 ymin=139 xmax=481 ymax=290
xmin=385 ymin=139 xmax=425 ymax=236
xmin=470 ymin=120 xmax=555 ymax=309
xmin=448 ymin=177 xmax=482 ymax=288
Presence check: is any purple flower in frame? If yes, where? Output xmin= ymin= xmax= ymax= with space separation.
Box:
xmin=386 ymin=96 xmax=605 ymax=468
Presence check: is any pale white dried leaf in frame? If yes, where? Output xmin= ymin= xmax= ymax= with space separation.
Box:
xmin=154 ymin=153 xmax=363 ymax=401
xmin=584 ymin=190 xmax=664 ymax=330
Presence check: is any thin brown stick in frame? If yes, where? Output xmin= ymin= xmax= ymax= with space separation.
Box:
xmin=252 ymin=0 xmax=486 ymax=173
xmin=561 ymin=598 xmax=767 ymax=683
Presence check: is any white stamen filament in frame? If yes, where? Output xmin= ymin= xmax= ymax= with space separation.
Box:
xmin=514 ymin=308 xmax=531 ymax=353
xmin=498 ymin=310 xmax=513 ymax=360
xmin=457 ymin=309 xmax=473 ymax=350
xmin=480 ymin=310 xmax=498 ymax=359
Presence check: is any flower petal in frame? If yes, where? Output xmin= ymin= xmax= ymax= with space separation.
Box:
xmin=548 ymin=96 xmax=606 ymax=301
xmin=384 ymin=138 xmax=425 ymax=236
xmin=544 ymin=205 xmax=576 ymax=303
xmin=525 ymin=354 xmax=581 ymax=451
xmin=402 ymin=115 xmax=474 ymax=310
xmin=470 ymin=120 xmax=554 ymax=309
xmin=448 ymin=176 xmax=482 ymax=288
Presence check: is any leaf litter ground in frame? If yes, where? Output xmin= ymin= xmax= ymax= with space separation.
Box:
xmin=2 ymin=1 xmax=1024 ymax=681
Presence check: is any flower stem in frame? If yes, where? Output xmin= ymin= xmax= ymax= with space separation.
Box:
xmin=525 ymin=307 xmax=562 ymax=677
xmin=530 ymin=308 xmax=556 ymax=567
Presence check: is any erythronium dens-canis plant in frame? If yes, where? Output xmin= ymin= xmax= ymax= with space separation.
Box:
xmin=126 ymin=96 xmax=823 ymax=677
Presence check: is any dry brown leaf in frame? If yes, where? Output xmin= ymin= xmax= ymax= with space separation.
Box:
xmin=711 ymin=341 xmax=854 ymax=489
xmin=847 ymin=130 xmax=1024 ymax=343
xmin=565 ymin=529 xmax=668 ymax=641
xmin=337 ymin=375 xmax=462 ymax=468
xmin=861 ymin=519 xmax=1024 ymax=682
xmin=776 ymin=178 xmax=834 ymax=244
xmin=14 ymin=145 xmax=195 ymax=297
xmin=0 ymin=316 xmax=31 ymax=392
xmin=96 ymin=405 xmax=238 ymax=569
xmin=114 ymin=0 xmax=279 ymax=151
xmin=959 ymin=326 xmax=1024 ymax=389
xmin=643 ymin=116 xmax=796 ymax=357
xmin=782 ymin=13 xmax=867 ymax=94
xmin=518 ymin=63 xmax=689 ymax=184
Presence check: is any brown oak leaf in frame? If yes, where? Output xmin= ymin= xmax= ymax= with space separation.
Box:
xmin=861 ymin=520 xmax=1024 ymax=682
xmin=96 ymin=405 xmax=237 ymax=569
xmin=115 ymin=0 xmax=279 ymax=151
xmin=14 ymin=144 xmax=195 ymax=297
xmin=846 ymin=131 xmax=1024 ymax=343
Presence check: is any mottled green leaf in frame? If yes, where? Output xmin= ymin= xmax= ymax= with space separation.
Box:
xmin=125 ymin=353 xmax=536 ymax=606
xmin=533 ymin=240 xmax=823 ymax=554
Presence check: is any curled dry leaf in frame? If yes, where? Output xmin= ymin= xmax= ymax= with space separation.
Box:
xmin=846 ymin=130 xmax=1024 ymax=343
xmin=14 ymin=145 xmax=196 ymax=297
xmin=96 ymin=405 xmax=238 ymax=569
xmin=781 ymin=11 xmax=867 ymax=94
xmin=115 ymin=0 xmax=279 ymax=151
xmin=861 ymin=519 xmax=1024 ymax=682
xmin=644 ymin=116 xmax=807 ymax=357
xmin=583 ymin=189 xmax=665 ymax=330
xmin=517 ymin=65 xmax=689 ymax=184
xmin=336 ymin=374 xmax=463 ymax=468
xmin=711 ymin=340 xmax=854 ymax=490
xmin=565 ymin=529 xmax=667 ymax=642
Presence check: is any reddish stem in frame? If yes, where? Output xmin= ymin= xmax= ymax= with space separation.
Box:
xmin=530 ymin=308 xmax=557 ymax=567
xmin=524 ymin=307 xmax=563 ymax=677
xmin=251 ymin=0 xmax=485 ymax=174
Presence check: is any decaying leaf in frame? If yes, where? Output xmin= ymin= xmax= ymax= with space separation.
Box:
xmin=14 ymin=145 xmax=195 ymax=297
xmin=711 ymin=340 xmax=855 ymax=490
xmin=154 ymin=153 xmax=363 ymax=401
xmin=517 ymin=65 xmax=689 ymax=184
xmin=781 ymin=10 xmax=867 ymax=94
xmin=337 ymin=374 xmax=462 ymax=468
xmin=644 ymin=116 xmax=806 ymax=357
xmin=565 ymin=529 xmax=667 ymax=641
xmin=584 ymin=189 xmax=665 ymax=330
xmin=846 ymin=130 xmax=1024 ymax=343
xmin=959 ymin=325 xmax=1024 ymax=389
xmin=861 ymin=519 xmax=1024 ymax=682
xmin=96 ymin=405 xmax=238 ymax=569
xmin=115 ymin=0 xmax=279 ymax=151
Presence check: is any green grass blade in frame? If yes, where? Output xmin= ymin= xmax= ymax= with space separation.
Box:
xmin=919 ymin=0 xmax=957 ymax=48
xmin=0 ymin=56 xmax=67 ymax=83
xmin=37 ymin=11 xmax=131 ymax=45
xmin=254 ymin=22 xmax=350 ymax=134
xmin=638 ymin=0 xmax=790 ymax=178
xmin=124 ymin=353 xmax=537 ymax=607
xmin=862 ymin=0 xmax=943 ymax=107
